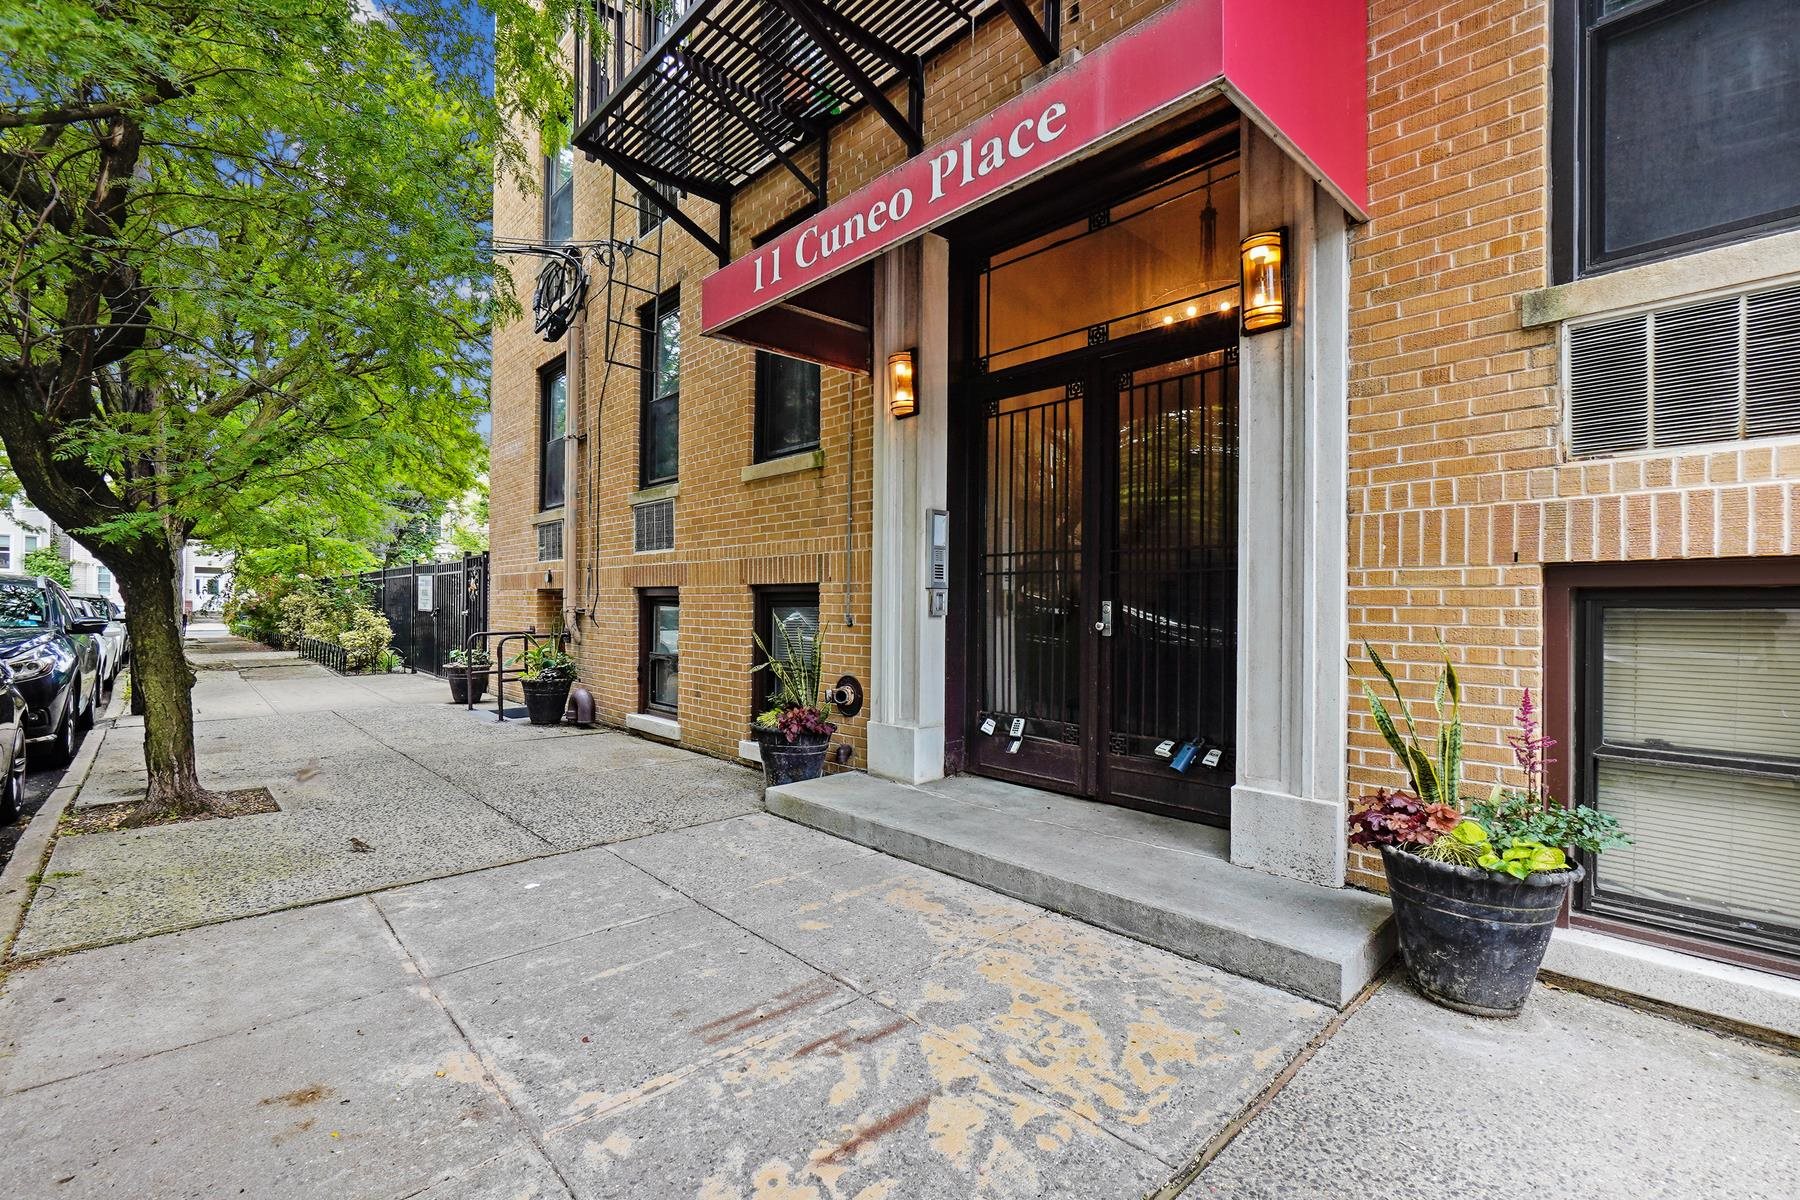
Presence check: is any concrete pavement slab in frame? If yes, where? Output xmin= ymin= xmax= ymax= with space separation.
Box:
xmin=428 ymin=734 xmax=761 ymax=850
xmin=612 ymin=811 xmax=878 ymax=902
xmin=706 ymin=855 xmax=1043 ymax=991
xmin=14 ymin=752 xmax=552 ymax=956
xmin=0 ymin=897 xmax=408 ymax=1093
xmin=246 ymin=674 xmax=410 ymax=713
xmin=410 ymin=1147 xmax=574 ymax=1199
xmin=543 ymin=995 xmax=1171 ymax=1199
xmin=336 ymin=702 xmax=607 ymax=749
xmin=871 ymin=913 xmax=1331 ymax=1164
xmin=1193 ymin=980 xmax=1800 ymax=1200
xmin=0 ymin=985 xmax=529 ymax=1200
xmin=427 ymin=903 xmax=854 ymax=1131
xmin=372 ymin=848 xmax=687 ymax=977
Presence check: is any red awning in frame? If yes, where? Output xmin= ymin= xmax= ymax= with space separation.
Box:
xmin=702 ymin=0 xmax=1367 ymax=369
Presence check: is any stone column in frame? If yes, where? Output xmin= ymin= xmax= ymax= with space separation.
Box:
xmin=1230 ymin=125 xmax=1353 ymax=886
xmin=867 ymin=234 xmax=952 ymax=783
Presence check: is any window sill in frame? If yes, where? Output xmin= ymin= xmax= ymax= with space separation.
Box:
xmin=742 ymin=449 xmax=825 ymax=483
xmin=625 ymin=712 xmax=681 ymax=743
xmin=1543 ymin=925 xmax=1800 ymax=1041
xmin=629 ymin=481 xmax=679 ymax=506
xmin=1521 ymin=228 xmax=1800 ymax=327
xmin=533 ymin=508 xmax=565 ymax=524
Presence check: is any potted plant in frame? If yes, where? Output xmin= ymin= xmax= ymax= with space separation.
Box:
xmin=515 ymin=642 xmax=577 ymax=726
xmin=446 ymin=647 xmax=492 ymax=704
xmin=1353 ymin=644 xmax=1629 ymax=1018
xmin=750 ymin=624 xmax=837 ymax=787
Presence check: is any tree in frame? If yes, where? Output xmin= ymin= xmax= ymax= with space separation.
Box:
xmin=21 ymin=544 xmax=71 ymax=589
xmin=1 ymin=1 xmax=574 ymax=812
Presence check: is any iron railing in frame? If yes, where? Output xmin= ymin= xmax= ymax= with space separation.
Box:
xmin=296 ymin=636 xmax=351 ymax=674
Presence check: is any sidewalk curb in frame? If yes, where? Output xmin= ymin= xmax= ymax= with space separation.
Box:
xmin=0 ymin=680 xmax=125 ymax=965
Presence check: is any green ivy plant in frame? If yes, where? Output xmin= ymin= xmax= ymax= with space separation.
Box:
xmin=1478 ymin=840 xmax=1569 ymax=880
xmin=514 ymin=643 xmax=576 ymax=684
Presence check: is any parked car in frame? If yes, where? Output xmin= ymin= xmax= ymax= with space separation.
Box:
xmin=71 ymin=593 xmax=129 ymax=683
xmin=0 ymin=574 xmax=105 ymax=766
xmin=0 ymin=662 xmax=26 ymax=821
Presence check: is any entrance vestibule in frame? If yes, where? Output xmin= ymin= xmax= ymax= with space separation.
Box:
xmin=952 ymin=140 xmax=1244 ymax=824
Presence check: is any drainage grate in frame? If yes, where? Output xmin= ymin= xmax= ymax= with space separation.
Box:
xmin=633 ymin=498 xmax=674 ymax=552
xmin=1567 ymin=282 xmax=1800 ymax=457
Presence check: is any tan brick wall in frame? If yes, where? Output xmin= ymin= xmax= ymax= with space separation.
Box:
xmin=1347 ymin=1 xmax=1800 ymax=889
xmin=490 ymin=3 xmax=1189 ymax=769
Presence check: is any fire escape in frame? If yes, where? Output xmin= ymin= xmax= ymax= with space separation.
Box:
xmin=501 ymin=2 xmax=1066 ymax=611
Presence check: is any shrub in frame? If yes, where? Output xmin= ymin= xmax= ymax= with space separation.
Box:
xmin=337 ymin=606 xmax=394 ymax=673
xmin=22 ymin=546 xmax=73 ymax=589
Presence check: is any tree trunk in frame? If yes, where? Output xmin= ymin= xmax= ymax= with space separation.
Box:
xmin=119 ymin=547 xmax=217 ymax=814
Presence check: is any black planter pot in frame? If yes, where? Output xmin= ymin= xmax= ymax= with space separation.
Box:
xmin=1380 ymin=845 xmax=1584 ymax=1018
xmin=446 ymin=667 xmax=490 ymax=705
xmin=521 ymin=677 xmax=573 ymax=726
xmin=754 ymin=727 xmax=830 ymax=787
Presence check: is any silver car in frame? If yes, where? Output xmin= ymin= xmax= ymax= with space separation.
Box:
xmin=71 ymin=594 xmax=128 ymax=684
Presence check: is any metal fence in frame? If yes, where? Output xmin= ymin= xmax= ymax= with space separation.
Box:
xmin=296 ymin=635 xmax=351 ymax=674
xmin=351 ymin=554 xmax=489 ymax=679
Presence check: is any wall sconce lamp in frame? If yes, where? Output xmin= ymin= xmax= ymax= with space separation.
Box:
xmin=887 ymin=348 xmax=917 ymax=418
xmin=1239 ymin=230 xmax=1290 ymax=334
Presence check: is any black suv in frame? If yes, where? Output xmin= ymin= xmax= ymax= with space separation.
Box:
xmin=0 ymin=574 xmax=105 ymax=765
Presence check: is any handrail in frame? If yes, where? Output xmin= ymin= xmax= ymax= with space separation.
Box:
xmin=462 ymin=628 xmax=569 ymax=723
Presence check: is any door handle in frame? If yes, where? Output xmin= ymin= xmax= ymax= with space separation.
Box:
xmin=1094 ymin=601 xmax=1113 ymax=637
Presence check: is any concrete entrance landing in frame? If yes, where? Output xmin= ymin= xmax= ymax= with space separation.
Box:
xmin=766 ymin=772 xmax=1394 ymax=1007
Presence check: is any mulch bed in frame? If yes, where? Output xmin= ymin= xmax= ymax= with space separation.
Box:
xmin=61 ymin=787 xmax=281 ymax=835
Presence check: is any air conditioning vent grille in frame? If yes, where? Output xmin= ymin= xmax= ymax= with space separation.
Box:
xmin=536 ymin=520 xmax=563 ymax=562
xmin=633 ymin=498 xmax=674 ymax=553
xmin=1566 ymin=282 xmax=1800 ymax=457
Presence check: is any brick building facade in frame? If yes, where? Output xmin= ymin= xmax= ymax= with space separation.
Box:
xmin=492 ymin=0 xmax=1800 ymax=983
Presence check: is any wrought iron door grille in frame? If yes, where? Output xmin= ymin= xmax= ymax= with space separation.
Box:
xmin=1108 ymin=354 xmax=1238 ymax=756
xmin=978 ymin=384 xmax=1084 ymax=728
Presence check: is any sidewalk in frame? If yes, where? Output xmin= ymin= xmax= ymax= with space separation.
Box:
xmin=13 ymin=634 xmax=761 ymax=957
xmin=0 ymin=630 xmax=1794 ymax=1199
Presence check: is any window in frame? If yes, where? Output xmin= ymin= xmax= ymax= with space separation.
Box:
xmin=0 ymin=534 xmax=10 ymax=571
xmin=637 ymin=180 xmax=675 ymax=237
xmin=584 ymin=4 xmax=625 ymax=117
xmin=541 ymin=362 xmax=568 ymax=510
xmin=545 ymin=143 xmax=574 ymax=244
xmin=640 ymin=293 xmax=679 ymax=486
xmin=754 ymin=588 xmax=820 ymax=711
xmin=1555 ymin=0 xmax=1800 ymax=278
xmin=23 ymin=535 xmax=38 ymax=554
xmin=1576 ymin=591 xmax=1800 ymax=959
xmin=96 ymin=566 xmax=112 ymax=594
xmin=755 ymin=353 xmax=821 ymax=462
xmin=978 ymin=157 xmax=1240 ymax=371
xmin=641 ymin=590 xmax=679 ymax=714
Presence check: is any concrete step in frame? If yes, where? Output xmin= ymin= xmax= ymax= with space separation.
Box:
xmin=766 ymin=772 xmax=1394 ymax=1008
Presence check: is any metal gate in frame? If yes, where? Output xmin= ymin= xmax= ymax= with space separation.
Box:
xmin=354 ymin=554 xmax=489 ymax=678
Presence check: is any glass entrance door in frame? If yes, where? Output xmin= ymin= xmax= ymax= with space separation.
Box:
xmin=967 ymin=339 xmax=1238 ymax=822
xmin=1099 ymin=351 xmax=1237 ymax=821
